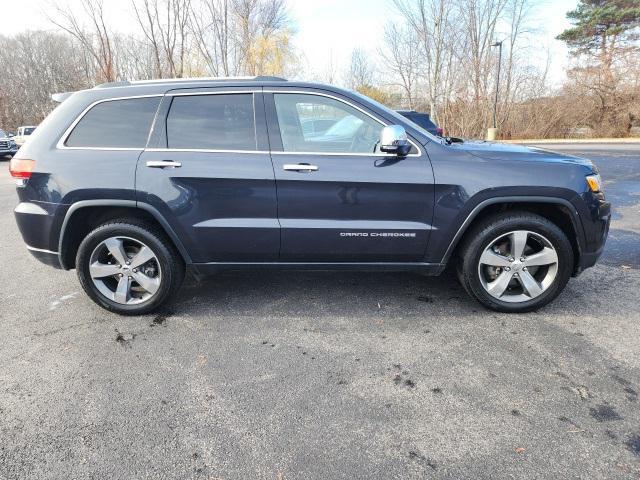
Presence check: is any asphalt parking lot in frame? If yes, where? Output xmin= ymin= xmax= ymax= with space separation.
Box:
xmin=0 ymin=144 xmax=639 ymax=479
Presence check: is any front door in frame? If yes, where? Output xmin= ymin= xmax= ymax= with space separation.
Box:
xmin=265 ymin=90 xmax=434 ymax=262
xmin=136 ymin=89 xmax=279 ymax=263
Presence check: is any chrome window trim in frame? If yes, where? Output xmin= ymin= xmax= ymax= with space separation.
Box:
xmin=58 ymin=146 xmax=147 ymax=151
xmin=166 ymin=90 xmax=260 ymax=96
xmin=145 ymin=148 xmax=268 ymax=154
xmin=55 ymin=89 xmax=423 ymax=157
xmin=56 ymin=94 xmax=164 ymax=150
xmin=265 ymin=89 xmax=422 ymax=157
xmin=144 ymin=148 xmax=410 ymax=157
xmin=271 ymin=151 xmax=410 ymax=157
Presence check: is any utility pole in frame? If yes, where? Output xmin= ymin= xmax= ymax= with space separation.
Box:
xmin=488 ymin=40 xmax=503 ymax=140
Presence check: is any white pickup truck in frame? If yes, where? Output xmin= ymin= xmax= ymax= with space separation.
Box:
xmin=14 ymin=126 xmax=37 ymax=146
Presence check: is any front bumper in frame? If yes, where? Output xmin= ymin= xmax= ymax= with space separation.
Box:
xmin=575 ymin=194 xmax=611 ymax=273
xmin=0 ymin=148 xmax=18 ymax=157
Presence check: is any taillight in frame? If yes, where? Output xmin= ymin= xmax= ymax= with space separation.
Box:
xmin=9 ymin=158 xmax=35 ymax=179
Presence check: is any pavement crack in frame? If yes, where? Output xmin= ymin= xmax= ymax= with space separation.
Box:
xmin=31 ymin=321 xmax=95 ymax=338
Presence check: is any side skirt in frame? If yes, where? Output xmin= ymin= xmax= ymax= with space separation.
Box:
xmin=189 ymin=262 xmax=446 ymax=279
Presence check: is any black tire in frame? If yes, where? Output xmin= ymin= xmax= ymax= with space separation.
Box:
xmin=457 ymin=211 xmax=574 ymax=313
xmin=76 ymin=219 xmax=184 ymax=315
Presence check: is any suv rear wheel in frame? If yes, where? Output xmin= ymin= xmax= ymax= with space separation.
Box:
xmin=457 ymin=212 xmax=574 ymax=313
xmin=76 ymin=220 xmax=184 ymax=315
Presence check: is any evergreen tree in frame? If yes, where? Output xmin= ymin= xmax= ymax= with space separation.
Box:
xmin=557 ymin=0 xmax=640 ymax=70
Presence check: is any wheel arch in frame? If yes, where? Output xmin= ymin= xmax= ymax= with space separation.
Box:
xmin=58 ymin=200 xmax=192 ymax=270
xmin=442 ymin=196 xmax=585 ymax=273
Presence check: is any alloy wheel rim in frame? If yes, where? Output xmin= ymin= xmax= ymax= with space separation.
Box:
xmin=89 ymin=236 xmax=162 ymax=305
xmin=478 ymin=230 xmax=559 ymax=303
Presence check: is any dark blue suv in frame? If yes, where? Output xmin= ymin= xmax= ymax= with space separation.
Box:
xmin=10 ymin=77 xmax=610 ymax=315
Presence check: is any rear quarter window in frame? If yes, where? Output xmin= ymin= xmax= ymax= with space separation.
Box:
xmin=65 ymin=97 xmax=161 ymax=148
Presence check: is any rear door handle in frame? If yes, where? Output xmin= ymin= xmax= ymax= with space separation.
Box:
xmin=146 ymin=160 xmax=182 ymax=168
xmin=283 ymin=163 xmax=318 ymax=172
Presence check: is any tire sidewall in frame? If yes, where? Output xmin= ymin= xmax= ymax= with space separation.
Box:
xmin=463 ymin=215 xmax=574 ymax=313
xmin=76 ymin=223 xmax=179 ymax=315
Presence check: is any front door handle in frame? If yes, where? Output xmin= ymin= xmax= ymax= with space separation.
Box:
xmin=146 ymin=160 xmax=182 ymax=168
xmin=283 ymin=163 xmax=318 ymax=172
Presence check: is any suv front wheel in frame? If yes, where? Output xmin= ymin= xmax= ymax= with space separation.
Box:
xmin=76 ymin=220 xmax=184 ymax=315
xmin=457 ymin=212 xmax=574 ymax=313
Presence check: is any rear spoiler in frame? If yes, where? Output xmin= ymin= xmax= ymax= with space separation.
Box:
xmin=52 ymin=92 xmax=73 ymax=103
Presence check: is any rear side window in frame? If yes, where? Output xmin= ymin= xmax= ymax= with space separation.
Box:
xmin=65 ymin=97 xmax=160 ymax=148
xmin=166 ymin=94 xmax=256 ymax=150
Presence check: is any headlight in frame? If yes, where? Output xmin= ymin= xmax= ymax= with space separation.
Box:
xmin=586 ymin=174 xmax=603 ymax=193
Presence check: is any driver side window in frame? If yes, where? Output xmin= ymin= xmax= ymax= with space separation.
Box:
xmin=273 ymin=93 xmax=382 ymax=154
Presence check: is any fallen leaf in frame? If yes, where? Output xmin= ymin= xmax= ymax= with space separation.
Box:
xmin=197 ymin=354 xmax=208 ymax=366
xmin=514 ymin=447 xmax=526 ymax=454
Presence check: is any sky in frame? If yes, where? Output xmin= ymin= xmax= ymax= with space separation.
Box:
xmin=3 ymin=0 xmax=579 ymax=86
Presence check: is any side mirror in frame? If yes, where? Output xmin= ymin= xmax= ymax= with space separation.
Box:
xmin=379 ymin=125 xmax=411 ymax=156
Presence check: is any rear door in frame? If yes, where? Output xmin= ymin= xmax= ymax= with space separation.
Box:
xmin=136 ymin=88 xmax=279 ymax=263
xmin=265 ymin=89 xmax=435 ymax=262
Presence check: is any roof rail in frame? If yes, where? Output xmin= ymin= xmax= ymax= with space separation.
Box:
xmin=94 ymin=81 xmax=131 ymax=89
xmin=94 ymin=75 xmax=287 ymax=89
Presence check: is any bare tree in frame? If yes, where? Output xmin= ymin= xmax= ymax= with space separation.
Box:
xmin=460 ymin=0 xmax=507 ymax=98
xmin=5 ymin=0 xmax=636 ymax=141
xmin=379 ymin=24 xmax=421 ymax=108
xmin=114 ymin=34 xmax=158 ymax=80
xmin=131 ymin=0 xmax=192 ymax=78
xmin=190 ymin=0 xmax=237 ymax=75
xmin=346 ymin=48 xmax=374 ymax=89
xmin=48 ymin=0 xmax=116 ymax=82
xmin=393 ymin=0 xmax=456 ymax=122
xmin=190 ymin=0 xmax=293 ymax=76
xmin=0 ymin=32 xmax=92 ymax=129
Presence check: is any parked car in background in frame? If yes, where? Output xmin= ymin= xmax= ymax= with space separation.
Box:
xmin=11 ymin=77 xmax=610 ymax=315
xmin=397 ymin=110 xmax=443 ymax=136
xmin=301 ymin=118 xmax=337 ymax=136
xmin=0 ymin=129 xmax=19 ymax=159
xmin=14 ymin=126 xmax=37 ymax=146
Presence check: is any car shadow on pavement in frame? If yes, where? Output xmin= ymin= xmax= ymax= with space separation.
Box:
xmin=174 ymin=268 xmax=475 ymax=319
xmin=169 ymin=262 xmax=636 ymax=321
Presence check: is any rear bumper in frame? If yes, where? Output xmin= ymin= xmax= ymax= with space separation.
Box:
xmin=14 ymin=202 xmax=66 ymax=269
xmin=26 ymin=246 xmax=63 ymax=269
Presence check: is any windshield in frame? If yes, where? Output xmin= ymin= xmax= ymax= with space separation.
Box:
xmin=23 ymin=127 xmax=36 ymax=135
xmin=0 ymin=129 xmax=6 ymax=138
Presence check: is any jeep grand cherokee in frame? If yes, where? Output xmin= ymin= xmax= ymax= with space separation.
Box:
xmin=10 ymin=76 xmax=611 ymax=315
